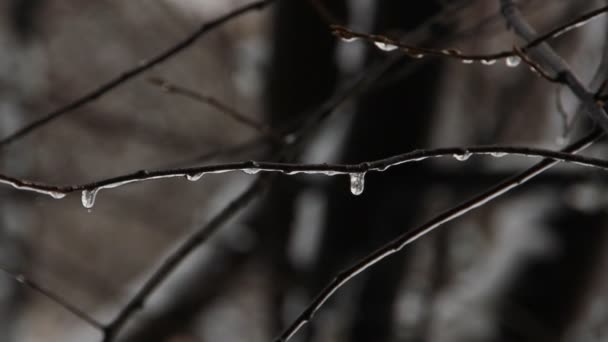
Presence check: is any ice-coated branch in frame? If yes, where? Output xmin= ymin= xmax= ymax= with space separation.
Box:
xmin=2 ymin=144 xmax=608 ymax=206
xmin=332 ymin=4 xmax=608 ymax=66
xmin=273 ymin=127 xmax=603 ymax=342
xmin=0 ymin=265 xmax=104 ymax=331
xmin=499 ymin=0 xmax=608 ymax=134
xmin=0 ymin=0 xmax=277 ymax=148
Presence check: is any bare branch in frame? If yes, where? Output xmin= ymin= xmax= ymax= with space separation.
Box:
xmin=499 ymin=0 xmax=608 ymax=133
xmin=0 ymin=265 xmax=104 ymax=331
xmin=148 ymin=77 xmax=284 ymax=144
xmin=274 ymin=128 xmax=603 ymax=342
xmin=102 ymin=175 xmax=270 ymax=341
xmin=0 ymin=0 xmax=277 ymax=148
xmin=331 ymin=4 xmax=608 ymax=65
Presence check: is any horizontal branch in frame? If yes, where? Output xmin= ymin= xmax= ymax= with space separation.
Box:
xmin=0 ymin=0 xmax=277 ymax=148
xmin=331 ymin=4 xmax=608 ymax=65
xmin=1 ymin=144 xmax=607 ymax=206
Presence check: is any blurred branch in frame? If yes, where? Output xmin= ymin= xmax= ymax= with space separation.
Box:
xmin=331 ymin=4 xmax=608 ymax=64
xmin=102 ymin=174 xmax=270 ymax=341
xmin=0 ymin=264 xmax=104 ymax=331
xmin=500 ymin=0 xmax=608 ymax=133
xmin=0 ymin=0 xmax=277 ymax=148
xmin=148 ymin=77 xmax=284 ymax=145
xmin=275 ymin=126 xmax=603 ymax=341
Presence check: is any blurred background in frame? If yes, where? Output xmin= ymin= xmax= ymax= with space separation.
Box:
xmin=0 ymin=0 xmax=608 ymax=341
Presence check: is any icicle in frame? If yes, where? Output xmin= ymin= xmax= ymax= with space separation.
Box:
xmin=481 ymin=59 xmax=496 ymax=65
xmin=81 ymin=189 xmax=98 ymax=209
xmin=242 ymin=168 xmax=260 ymax=175
xmin=374 ymin=41 xmax=398 ymax=52
xmin=49 ymin=191 xmax=66 ymax=199
xmin=462 ymin=59 xmax=474 ymax=64
xmin=490 ymin=152 xmax=507 ymax=158
xmin=349 ymin=172 xmax=365 ymax=196
xmin=505 ymin=56 xmax=521 ymax=68
xmin=453 ymin=151 xmax=472 ymax=161
xmin=341 ymin=37 xmax=359 ymax=43
xmin=186 ymin=172 xmax=205 ymax=181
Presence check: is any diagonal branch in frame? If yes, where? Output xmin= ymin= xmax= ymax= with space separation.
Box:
xmin=274 ymin=127 xmax=603 ymax=342
xmin=499 ymin=0 xmax=608 ymax=133
xmin=0 ymin=0 xmax=277 ymax=148
xmin=0 ymin=265 xmax=104 ymax=331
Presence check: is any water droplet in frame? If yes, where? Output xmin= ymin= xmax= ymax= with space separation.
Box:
xmin=50 ymin=191 xmax=66 ymax=199
xmin=186 ymin=172 xmax=205 ymax=181
xmin=242 ymin=168 xmax=260 ymax=175
xmin=374 ymin=41 xmax=398 ymax=52
xmin=442 ymin=48 xmax=460 ymax=55
xmin=15 ymin=275 xmax=25 ymax=283
xmin=341 ymin=36 xmax=359 ymax=43
xmin=481 ymin=59 xmax=496 ymax=65
xmin=462 ymin=59 xmax=474 ymax=64
xmin=81 ymin=189 xmax=98 ymax=209
xmin=411 ymin=53 xmax=424 ymax=59
xmin=505 ymin=56 xmax=521 ymax=68
xmin=349 ymin=172 xmax=365 ymax=196
xmin=453 ymin=151 xmax=472 ymax=161
xmin=490 ymin=152 xmax=507 ymax=158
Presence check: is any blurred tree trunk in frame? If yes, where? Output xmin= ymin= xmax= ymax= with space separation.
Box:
xmin=312 ymin=1 xmax=444 ymax=341
xmin=249 ymin=0 xmax=347 ymax=335
xmin=495 ymin=205 xmax=608 ymax=342
xmin=0 ymin=1 xmax=43 ymax=341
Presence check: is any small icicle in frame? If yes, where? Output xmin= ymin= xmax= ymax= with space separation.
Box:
xmin=242 ymin=168 xmax=260 ymax=175
xmin=341 ymin=36 xmax=359 ymax=43
xmin=349 ymin=172 xmax=365 ymax=196
xmin=462 ymin=59 xmax=474 ymax=64
xmin=481 ymin=59 xmax=496 ymax=65
xmin=490 ymin=152 xmax=507 ymax=158
xmin=374 ymin=41 xmax=398 ymax=52
xmin=81 ymin=189 xmax=98 ymax=209
xmin=49 ymin=191 xmax=66 ymax=199
xmin=186 ymin=172 xmax=205 ymax=181
xmin=453 ymin=151 xmax=472 ymax=161
xmin=505 ymin=55 xmax=521 ymax=68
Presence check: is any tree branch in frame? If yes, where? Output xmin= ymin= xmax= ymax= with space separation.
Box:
xmin=2 ymin=144 xmax=608 ymax=204
xmin=274 ymin=127 xmax=603 ymax=342
xmin=0 ymin=0 xmax=277 ymax=148
xmin=499 ymin=0 xmax=608 ymax=133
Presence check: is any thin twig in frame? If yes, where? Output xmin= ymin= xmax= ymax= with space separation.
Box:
xmin=102 ymin=175 xmax=270 ymax=341
xmin=513 ymin=46 xmax=561 ymax=82
xmin=331 ymin=4 xmax=608 ymax=64
xmin=148 ymin=77 xmax=283 ymax=144
xmin=0 ymin=265 xmax=105 ymax=331
xmin=274 ymin=128 xmax=603 ymax=342
xmin=0 ymin=0 xmax=277 ymax=148
xmin=499 ymin=0 xmax=608 ymax=133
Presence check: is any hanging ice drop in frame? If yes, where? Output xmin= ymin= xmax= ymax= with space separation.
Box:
xmin=349 ymin=172 xmax=365 ymax=196
xmin=81 ymin=189 xmax=98 ymax=209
